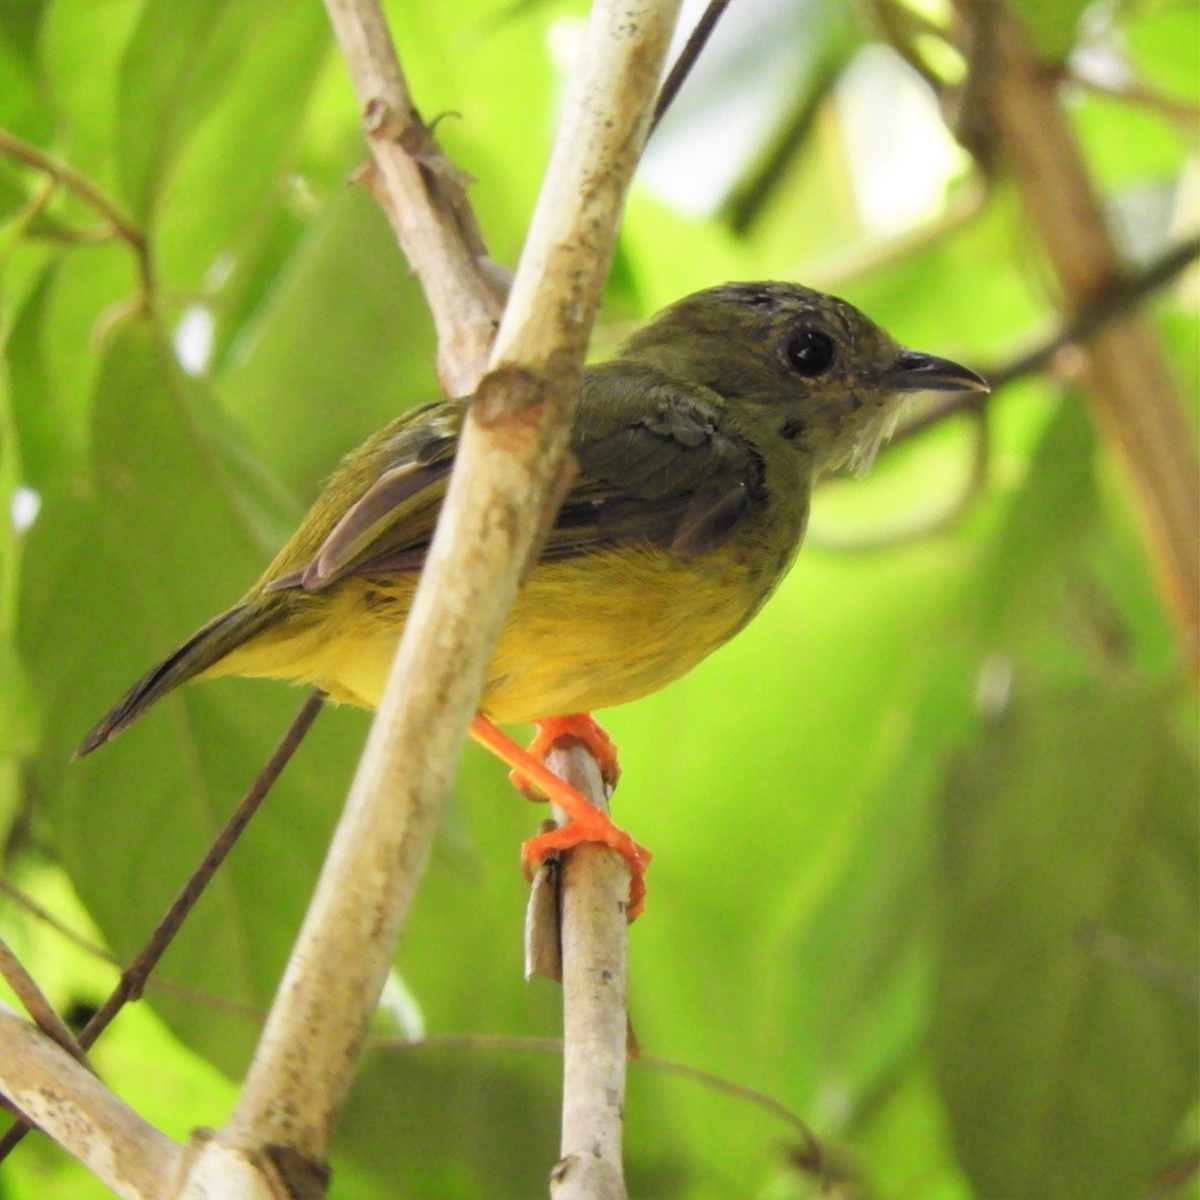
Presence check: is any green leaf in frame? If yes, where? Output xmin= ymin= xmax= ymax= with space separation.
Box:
xmin=152 ymin=3 xmax=329 ymax=299
xmin=1008 ymin=0 xmax=1089 ymax=58
xmin=220 ymin=185 xmax=439 ymax=497
xmin=933 ymin=678 xmax=1199 ymax=1200
xmin=17 ymin=316 xmax=367 ymax=1073
xmin=115 ymin=0 xmax=283 ymax=219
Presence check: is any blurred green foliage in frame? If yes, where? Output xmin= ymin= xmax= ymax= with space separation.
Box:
xmin=0 ymin=0 xmax=1196 ymax=1196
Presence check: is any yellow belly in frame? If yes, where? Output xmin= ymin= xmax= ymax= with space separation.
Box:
xmin=214 ymin=542 xmax=773 ymax=723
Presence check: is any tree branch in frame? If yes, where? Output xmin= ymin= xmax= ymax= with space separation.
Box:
xmin=0 ymin=1004 xmax=182 ymax=1200
xmin=541 ymin=742 xmax=631 ymax=1200
xmin=0 ymin=691 xmax=325 ymax=1164
xmin=321 ymin=0 xmax=508 ymax=395
xmin=951 ymin=0 xmax=1200 ymax=673
xmin=0 ymin=935 xmax=90 ymax=1067
xmin=217 ymin=0 xmax=681 ymax=1176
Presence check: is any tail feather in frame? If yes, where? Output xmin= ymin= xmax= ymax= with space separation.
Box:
xmin=76 ymin=601 xmax=271 ymax=758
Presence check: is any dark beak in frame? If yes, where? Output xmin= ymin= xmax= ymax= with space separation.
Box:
xmin=884 ymin=350 xmax=990 ymax=394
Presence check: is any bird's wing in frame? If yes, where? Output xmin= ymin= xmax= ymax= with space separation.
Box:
xmin=546 ymin=362 xmax=764 ymax=560
xmin=274 ymin=366 xmax=763 ymax=594
xmin=261 ymin=400 xmax=464 ymax=592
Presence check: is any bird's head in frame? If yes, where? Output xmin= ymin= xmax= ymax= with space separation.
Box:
xmin=620 ymin=281 xmax=989 ymax=473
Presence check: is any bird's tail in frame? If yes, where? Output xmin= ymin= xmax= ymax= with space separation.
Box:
xmin=75 ymin=600 xmax=277 ymax=758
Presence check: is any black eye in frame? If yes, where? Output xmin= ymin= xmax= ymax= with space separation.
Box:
xmin=784 ymin=329 xmax=836 ymax=377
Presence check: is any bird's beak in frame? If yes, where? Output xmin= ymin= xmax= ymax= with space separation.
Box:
xmin=884 ymin=350 xmax=990 ymax=394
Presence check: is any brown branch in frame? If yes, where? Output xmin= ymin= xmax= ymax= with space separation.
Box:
xmin=1068 ymin=69 xmax=1199 ymax=132
xmin=863 ymin=0 xmax=949 ymax=96
xmin=0 ymin=936 xmax=90 ymax=1067
xmin=321 ymin=0 xmax=508 ymax=396
xmin=0 ymin=127 xmax=154 ymax=308
xmin=950 ymin=3 xmax=1200 ymax=673
xmin=889 ymin=234 xmax=1200 ymax=446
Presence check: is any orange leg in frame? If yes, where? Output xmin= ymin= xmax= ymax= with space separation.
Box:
xmin=469 ymin=713 xmax=651 ymax=920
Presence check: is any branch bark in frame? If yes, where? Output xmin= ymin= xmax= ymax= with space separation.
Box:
xmin=543 ymin=742 xmax=631 ymax=1200
xmin=215 ymin=0 xmax=682 ymax=1182
xmin=953 ymin=1 xmax=1200 ymax=673
xmin=0 ymin=1004 xmax=183 ymax=1200
xmin=321 ymin=0 xmax=507 ymax=396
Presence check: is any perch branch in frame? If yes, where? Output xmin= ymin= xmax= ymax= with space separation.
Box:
xmin=219 ymin=0 xmax=681 ymax=1173
xmin=0 ymin=1004 xmax=182 ymax=1200
xmin=542 ymin=741 xmax=631 ymax=1200
xmin=951 ymin=0 xmax=1200 ymax=673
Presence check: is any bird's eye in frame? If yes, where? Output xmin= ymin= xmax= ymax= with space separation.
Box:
xmin=783 ymin=329 xmax=836 ymax=377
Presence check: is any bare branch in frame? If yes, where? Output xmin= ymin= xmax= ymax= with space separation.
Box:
xmin=0 ymin=691 xmax=324 ymax=1163
xmin=0 ymin=1004 xmax=182 ymax=1200
xmin=321 ymin=0 xmax=508 ymax=395
xmin=649 ymin=0 xmax=734 ymax=136
xmin=0 ymin=936 xmax=89 ymax=1067
xmin=888 ymin=234 xmax=1200 ymax=445
xmin=220 ymin=0 xmax=681 ymax=1169
xmin=543 ymin=742 xmax=630 ymax=1200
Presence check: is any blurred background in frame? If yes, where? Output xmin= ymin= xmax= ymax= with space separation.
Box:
xmin=0 ymin=0 xmax=1196 ymax=1195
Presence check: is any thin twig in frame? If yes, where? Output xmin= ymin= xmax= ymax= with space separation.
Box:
xmin=0 ymin=691 xmax=323 ymax=1162
xmin=889 ymin=233 xmax=1200 ymax=446
xmin=0 ymin=936 xmax=90 ymax=1067
xmin=649 ymin=0 xmax=734 ymax=136
xmin=0 ymin=127 xmax=154 ymax=307
xmin=863 ymin=0 xmax=948 ymax=96
xmin=1067 ymin=69 xmax=1199 ymax=131
xmin=543 ymin=741 xmax=630 ymax=1200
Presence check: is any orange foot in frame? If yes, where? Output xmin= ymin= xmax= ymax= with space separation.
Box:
xmin=469 ymin=713 xmax=651 ymax=920
xmin=509 ymin=713 xmax=621 ymax=799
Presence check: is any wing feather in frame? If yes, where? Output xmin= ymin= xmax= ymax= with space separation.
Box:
xmin=271 ymin=364 xmax=763 ymax=593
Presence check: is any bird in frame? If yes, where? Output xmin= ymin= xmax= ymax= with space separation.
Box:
xmin=77 ymin=281 xmax=987 ymax=917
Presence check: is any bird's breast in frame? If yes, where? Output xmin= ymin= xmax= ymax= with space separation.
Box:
xmin=480 ymin=536 xmax=784 ymax=723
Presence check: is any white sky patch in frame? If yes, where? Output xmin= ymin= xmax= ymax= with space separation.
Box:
xmin=836 ymin=45 xmax=965 ymax=236
xmin=174 ymin=304 xmax=215 ymax=377
xmin=11 ymin=486 xmax=41 ymax=533
xmin=376 ymin=969 xmax=426 ymax=1040
xmin=638 ymin=0 xmax=824 ymax=216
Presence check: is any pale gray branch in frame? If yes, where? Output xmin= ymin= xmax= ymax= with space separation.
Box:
xmin=544 ymin=743 xmax=630 ymax=1200
xmin=0 ymin=1004 xmax=182 ymax=1200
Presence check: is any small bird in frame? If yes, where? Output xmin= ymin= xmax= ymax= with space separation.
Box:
xmin=78 ymin=281 xmax=986 ymax=916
